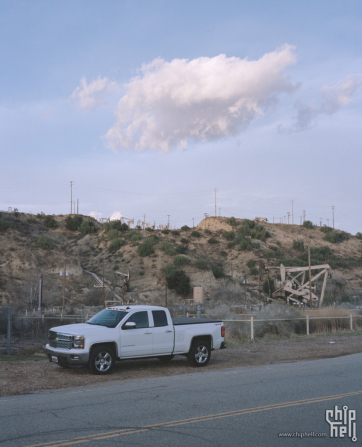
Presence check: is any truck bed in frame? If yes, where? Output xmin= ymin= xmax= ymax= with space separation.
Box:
xmin=172 ymin=317 xmax=222 ymax=325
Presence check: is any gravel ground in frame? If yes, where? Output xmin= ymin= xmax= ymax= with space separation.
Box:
xmin=1 ymin=333 xmax=361 ymax=398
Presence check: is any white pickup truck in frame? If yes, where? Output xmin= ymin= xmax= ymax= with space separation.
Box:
xmin=45 ymin=305 xmax=226 ymax=375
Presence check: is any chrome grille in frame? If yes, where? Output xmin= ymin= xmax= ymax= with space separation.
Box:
xmin=49 ymin=331 xmax=72 ymax=349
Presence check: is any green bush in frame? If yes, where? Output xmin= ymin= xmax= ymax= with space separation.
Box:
xmin=262 ymin=278 xmax=275 ymax=296
xmin=166 ymin=269 xmax=191 ymax=296
xmin=293 ymin=240 xmax=304 ymax=251
xmin=43 ymin=215 xmax=57 ymax=228
xmin=212 ymin=265 xmax=225 ymax=279
xmin=181 ymin=225 xmax=190 ymax=231
xmin=36 ymin=212 xmax=45 ymax=219
xmin=222 ymin=231 xmax=235 ymax=241
xmin=303 ymin=220 xmax=314 ymax=229
xmin=125 ymin=231 xmax=142 ymax=241
xmin=137 ymin=237 xmax=156 ymax=257
xmin=323 ymin=231 xmax=349 ymax=243
xmin=0 ymin=219 xmax=9 ymax=232
xmin=251 ymin=225 xmax=270 ymax=241
xmin=251 ymin=242 xmax=260 ymax=249
xmin=194 ymin=259 xmax=208 ymax=270
xmin=208 ymin=237 xmax=218 ymax=244
xmin=249 ymin=267 xmax=259 ymax=276
xmin=247 ymin=260 xmax=256 ymax=269
xmin=320 ymin=225 xmax=333 ymax=234
xmin=226 ymin=217 xmax=237 ymax=226
xmin=163 ymin=265 xmax=176 ymax=276
xmin=104 ymin=220 xmax=129 ymax=233
xmin=171 ymin=230 xmax=180 ymax=236
xmin=37 ymin=235 xmax=53 ymax=250
xmin=107 ymin=229 xmax=122 ymax=241
xmin=176 ymin=244 xmax=187 ymax=254
xmin=238 ymin=239 xmax=252 ymax=251
xmin=161 ymin=229 xmax=169 ymax=234
xmin=79 ymin=220 xmax=96 ymax=236
xmin=356 ymin=232 xmax=362 ymax=240
xmin=191 ymin=230 xmax=201 ymax=238
xmin=173 ymin=255 xmax=190 ymax=266
xmin=180 ymin=238 xmax=188 ymax=244
xmin=65 ymin=215 xmax=83 ymax=231
xmin=109 ymin=238 xmax=125 ymax=252
xmin=159 ymin=241 xmax=178 ymax=256
xmin=227 ymin=242 xmax=236 ymax=249
xmin=205 ymin=229 xmax=212 ymax=235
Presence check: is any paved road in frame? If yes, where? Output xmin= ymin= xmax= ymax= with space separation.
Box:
xmin=0 ymin=354 xmax=361 ymax=446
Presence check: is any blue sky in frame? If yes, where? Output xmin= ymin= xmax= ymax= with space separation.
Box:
xmin=0 ymin=0 xmax=361 ymax=232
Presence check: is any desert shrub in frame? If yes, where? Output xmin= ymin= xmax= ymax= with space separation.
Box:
xmin=262 ymin=279 xmax=275 ymax=296
xmin=109 ymin=238 xmax=124 ymax=252
xmin=251 ymin=225 xmax=270 ymax=241
xmin=36 ymin=212 xmax=45 ymax=219
xmin=137 ymin=237 xmax=156 ymax=257
xmin=222 ymin=231 xmax=235 ymax=241
xmin=0 ymin=219 xmax=9 ymax=232
xmin=227 ymin=242 xmax=236 ymax=249
xmin=303 ymin=220 xmax=314 ymax=229
xmin=173 ymin=255 xmax=190 ymax=266
xmin=65 ymin=215 xmax=83 ymax=231
xmin=191 ymin=230 xmax=201 ymax=238
xmin=238 ymin=239 xmax=252 ymax=251
xmin=254 ymin=304 xmax=303 ymax=337
xmin=208 ymin=237 xmax=218 ymax=244
xmin=146 ymin=227 xmax=154 ymax=232
xmin=226 ymin=217 xmax=237 ymax=227
xmin=180 ymin=237 xmax=188 ymax=244
xmin=107 ymin=229 xmax=122 ymax=241
xmin=166 ymin=269 xmax=191 ymax=296
xmin=37 ymin=235 xmax=53 ymax=250
xmin=43 ymin=215 xmax=57 ymax=228
xmin=355 ymin=232 xmax=362 ymax=240
xmin=163 ymin=264 xmax=176 ymax=276
xmin=171 ymin=230 xmax=180 ymax=236
xmin=212 ymin=265 xmax=225 ymax=278
xmin=247 ymin=260 xmax=256 ymax=269
xmin=161 ymin=229 xmax=169 ymax=234
xmin=159 ymin=241 xmax=178 ymax=256
xmin=194 ymin=259 xmax=208 ymax=270
xmin=176 ymin=244 xmax=187 ymax=254
xmin=79 ymin=220 xmax=96 ymax=236
xmin=251 ymin=242 xmax=260 ymax=249
xmin=249 ymin=267 xmax=258 ymax=276
xmin=320 ymin=225 xmax=333 ymax=234
xmin=181 ymin=225 xmax=190 ymax=231
xmin=125 ymin=231 xmax=142 ymax=241
xmin=263 ymin=250 xmax=276 ymax=259
xmin=104 ymin=220 xmax=129 ymax=233
xmin=293 ymin=240 xmax=304 ymax=251
xmin=204 ymin=229 xmax=212 ymax=235
xmin=323 ymin=231 xmax=349 ymax=243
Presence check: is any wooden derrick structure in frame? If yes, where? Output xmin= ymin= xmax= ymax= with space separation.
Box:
xmin=267 ymin=263 xmax=331 ymax=307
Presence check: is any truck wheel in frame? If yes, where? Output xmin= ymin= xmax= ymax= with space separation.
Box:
xmin=188 ymin=340 xmax=211 ymax=367
xmin=89 ymin=346 xmax=115 ymax=375
xmin=157 ymin=355 xmax=174 ymax=361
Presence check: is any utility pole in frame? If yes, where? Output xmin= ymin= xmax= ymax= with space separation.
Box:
xmin=77 ymin=199 xmax=79 ymax=214
xmin=73 ymin=201 xmax=75 ymax=214
xmin=167 ymin=215 xmax=170 ymax=229
xmin=38 ymin=275 xmax=42 ymax=312
xmin=308 ymin=244 xmax=312 ymax=309
xmin=70 ymin=181 xmax=73 ymax=215
xmin=303 ymin=210 xmax=306 ymax=223
xmin=122 ymin=276 xmax=124 ymax=301
xmin=165 ymin=282 xmax=168 ymax=308
xmin=204 ymin=213 xmax=208 ymax=229
xmin=215 ymin=188 xmax=217 ymax=217
xmin=291 ymin=200 xmax=294 ymax=225
xmin=273 ymin=216 xmax=274 ymax=224
xmin=192 ymin=218 xmax=194 ymax=228
xmin=61 ymin=266 xmax=66 ymax=312
xmin=143 ymin=214 xmax=146 ymax=229
xmin=103 ymin=259 xmax=105 ymax=308
xmin=332 ymin=206 xmax=335 ymax=229
xmin=300 ymin=216 xmax=302 ymax=225
xmin=287 ymin=212 xmax=290 ymax=224
xmin=219 ymin=207 xmax=221 ymax=217
xmin=320 ymin=218 xmax=322 ymax=227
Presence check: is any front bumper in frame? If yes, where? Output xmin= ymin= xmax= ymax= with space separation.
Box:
xmin=45 ymin=344 xmax=89 ymax=366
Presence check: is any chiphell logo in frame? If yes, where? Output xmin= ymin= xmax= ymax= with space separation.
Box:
xmin=326 ymin=405 xmax=357 ymax=442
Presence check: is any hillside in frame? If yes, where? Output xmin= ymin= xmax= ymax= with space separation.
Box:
xmin=0 ymin=212 xmax=361 ymax=311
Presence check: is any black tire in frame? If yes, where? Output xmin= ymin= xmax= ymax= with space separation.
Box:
xmin=157 ymin=355 xmax=175 ymax=361
xmin=89 ymin=345 xmax=115 ymax=375
xmin=187 ymin=340 xmax=211 ymax=367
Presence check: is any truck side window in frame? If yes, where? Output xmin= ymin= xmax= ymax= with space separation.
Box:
xmin=152 ymin=310 xmax=168 ymax=327
xmin=125 ymin=311 xmax=149 ymax=329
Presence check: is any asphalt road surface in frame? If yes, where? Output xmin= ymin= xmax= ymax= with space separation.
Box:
xmin=0 ymin=354 xmax=361 ymax=447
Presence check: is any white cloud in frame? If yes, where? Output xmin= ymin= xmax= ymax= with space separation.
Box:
xmin=70 ymin=76 xmax=119 ymax=109
xmin=104 ymin=45 xmax=297 ymax=152
xmin=282 ymin=74 xmax=362 ymax=132
xmin=89 ymin=211 xmax=102 ymax=220
xmin=110 ymin=211 xmax=123 ymax=221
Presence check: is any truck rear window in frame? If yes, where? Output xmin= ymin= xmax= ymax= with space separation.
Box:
xmin=152 ymin=310 xmax=168 ymax=327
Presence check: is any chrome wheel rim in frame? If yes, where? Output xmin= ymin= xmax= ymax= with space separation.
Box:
xmin=94 ymin=351 xmax=112 ymax=372
xmin=195 ymin=345 xmax=208 ymax=364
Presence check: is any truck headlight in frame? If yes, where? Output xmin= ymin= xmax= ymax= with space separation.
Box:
xmin=72 ymin=335 xmax=85 ymax=349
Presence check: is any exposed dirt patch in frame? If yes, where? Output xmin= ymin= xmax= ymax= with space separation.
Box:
xmin=1 ymin=333 xmax=361 ymax=397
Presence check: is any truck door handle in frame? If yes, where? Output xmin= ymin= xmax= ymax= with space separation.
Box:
xmin=144 ymin=331 xmax=152 ymax=334
xmin=165 ymin=330 xmax=172 ymax=333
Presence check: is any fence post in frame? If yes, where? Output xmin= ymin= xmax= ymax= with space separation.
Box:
xmin=197 ymin=304 xmax=202 ymax=319
xmin=350 ymin=314 xmax=353 ymax=331
xmin=250 ymin=316 xmax=254 ymax=341
xmin=7 ymin=306 xmax=11 ymax=355
xmin=306 ymin=315 xmax=309 ymax=336
xmin=82 ymin=307 xmax=84 ymax=323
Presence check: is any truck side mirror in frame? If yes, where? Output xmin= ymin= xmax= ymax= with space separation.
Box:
xmin=123 ymin=322 xmax=136 ymax=330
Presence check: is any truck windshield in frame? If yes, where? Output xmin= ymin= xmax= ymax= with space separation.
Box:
xmin=87 ymin=309 xmax=128 ymax=328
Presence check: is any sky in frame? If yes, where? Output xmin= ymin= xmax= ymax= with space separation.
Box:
xmin=0 ymin=0 xmax=361 ymax=232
